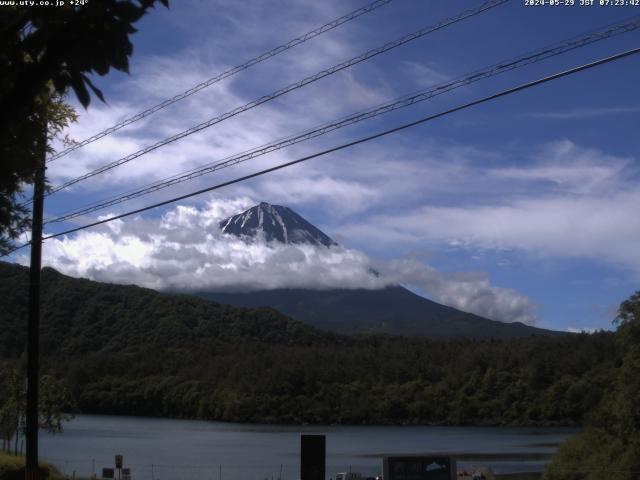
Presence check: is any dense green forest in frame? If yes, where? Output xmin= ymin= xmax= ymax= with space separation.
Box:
xmin=0 ymin=262 xmax=619 ymax=427
xmin=196 ymin=285 xmax=560 ymax=340
xmin=542 ymin=292 xmax=640 ymax=480
xmin=43 ymin=334 xmax=614 ymax=426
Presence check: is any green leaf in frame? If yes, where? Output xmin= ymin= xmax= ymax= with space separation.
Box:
xmin=69 ymin=71 xmax=90 ymax=108
xmin=80 ymin=73 xmax=106 ymax=104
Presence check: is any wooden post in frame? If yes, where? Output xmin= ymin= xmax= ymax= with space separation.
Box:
xmin=301 ymin=435 xmax=325 ymax=480
xmin=25 ymin=146 xmax=46 ymax=480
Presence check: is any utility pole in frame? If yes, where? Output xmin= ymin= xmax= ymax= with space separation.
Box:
xmin=25 ymin=136 xmax=46 ymax=480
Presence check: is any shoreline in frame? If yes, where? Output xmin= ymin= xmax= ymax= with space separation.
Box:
xmin=65 ymin=410 xmax=583 ymax=429
xmin=495 ymin=474 xmax=542 ymax=480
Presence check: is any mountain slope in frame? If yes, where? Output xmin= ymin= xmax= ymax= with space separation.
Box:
xmin=213 ymin=202 xmax=562 ymax=339
xmin=196 ymin=286 xmax=563 ymax=340
xmin=0 ymin=262 xmax=339 ymax=358
xmin=219 ymin=202 xmax=337 ymax=247
xmin=0 ymin=262 xmax=607 ymax=427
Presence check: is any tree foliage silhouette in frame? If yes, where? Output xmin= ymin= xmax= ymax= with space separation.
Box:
xmin=0 ymin=0 xmax=169 ymax=253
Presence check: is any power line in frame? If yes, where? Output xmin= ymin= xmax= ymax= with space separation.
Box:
xmin=41 ymin=0 xmax=509 ymax=198
xmin=5 ymin=45 xmax=638 ymax=258
xmin=42 ymin=15 xmax=640 ymax=225
xmin=45 ymin=0 xmax=394 ymax=163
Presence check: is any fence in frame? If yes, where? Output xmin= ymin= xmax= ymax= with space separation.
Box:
xmin=36 ymin=457 xmax=640 ymax=480
xmin=41 ymin=458 xmax=304 ymax=480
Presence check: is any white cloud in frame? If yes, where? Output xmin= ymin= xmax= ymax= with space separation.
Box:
xmin=402 ymin=61 xmax=449 ymax=87
xmin=340 ymin=71 xmax=391 ymax=108
xmin=36 ymin=198 xmax=385 ymax=292
xmin=566 ymin=327 xmax=598 ymax=333
xmin=379 ymin=259 xmax=537 ymax=325
xmin=348 ymin=188 xmax=640 ymax=274
xmin=335 ymin=141 xmax=640 ymax=275
xmin=46 ymin=20 xmax=393 ymax=203
xmin=257 ymin=173 xmax=380 ymax=217
xmin=528 ymin=106 xmax=640 ymax=120
xmin=489 ymin=140 xmax=633 ymax=194
xmin=27 ymin=197 xmax=537 ymax=324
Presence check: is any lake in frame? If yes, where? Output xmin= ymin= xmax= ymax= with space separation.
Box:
xmin=40 ymin=415 xmax=578 ymax=480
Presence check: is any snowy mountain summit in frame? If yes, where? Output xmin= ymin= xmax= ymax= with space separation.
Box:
xmin=219 ymin=202 xmax=337 ymax=247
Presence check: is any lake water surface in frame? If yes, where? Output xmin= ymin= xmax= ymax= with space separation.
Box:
xmin=40 ymin=415 xmax=578 ymax=480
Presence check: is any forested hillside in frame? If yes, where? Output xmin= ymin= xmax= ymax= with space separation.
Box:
xmin=543 ymin=292 xmax=640 ymax=479
xmin=44 ymin=334 xmax=613 ymax=426
xmin=0 ymin=262 xmax=618 ymax=426
xmin=0 ymin=262 xmax=338 ymax=358
xmin=197 ymin=286 xmax=562 ymax=340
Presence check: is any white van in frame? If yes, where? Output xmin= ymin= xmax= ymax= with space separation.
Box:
xmin=335 ymin=472 xmax=362 ymax=480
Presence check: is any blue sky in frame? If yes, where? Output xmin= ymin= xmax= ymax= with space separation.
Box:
xmin=11 ymin=0 xmax=640 ymax=332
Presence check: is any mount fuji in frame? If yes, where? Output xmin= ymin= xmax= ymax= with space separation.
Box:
xmin=220 ymin=202 xmax=337 ymax=247
xmin=206 ymin=202 xmax=562 ymax=339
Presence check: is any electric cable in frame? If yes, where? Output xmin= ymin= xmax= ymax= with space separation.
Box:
xmin=46 ymin=0 xmax=395 ymax=163
xmin=43 ymin=15 xmax=640 ymax=225
xmin=41 ymin=0 xmax=509 ymax=198
xmin=4 ymin=45 xmax=638 ymax=257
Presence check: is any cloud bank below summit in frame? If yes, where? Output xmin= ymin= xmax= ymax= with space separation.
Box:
xmin=26 ymin=198 xmax=537 ymax=325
